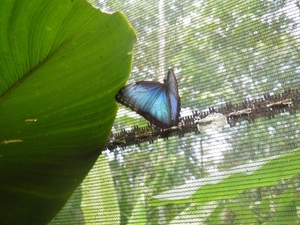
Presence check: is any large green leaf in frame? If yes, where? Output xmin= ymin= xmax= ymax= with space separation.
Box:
xmin=151 ymin=148 xmax=300 ymax=206
xmin=0 ymin=0 xmax=136 ymax=224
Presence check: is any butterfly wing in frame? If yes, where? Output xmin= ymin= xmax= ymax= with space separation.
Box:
xmin=116 ymin=69 xmax=181 ymax=128
xmin=165 ymin=69 xmax=181 ymax=126
xmin=116 ymin=81 xmax=173 ymax=128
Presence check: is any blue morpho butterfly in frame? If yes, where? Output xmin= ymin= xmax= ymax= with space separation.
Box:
xmin=115 ymin=69 xmax=181 ymax=129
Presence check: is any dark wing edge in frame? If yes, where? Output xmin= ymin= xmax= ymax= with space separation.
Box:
xmin=166 ymin=69 xmax=181 ymax=126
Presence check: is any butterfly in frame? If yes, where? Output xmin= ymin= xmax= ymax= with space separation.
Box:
xmin=115 ymin=69 xmax=181 ymax=129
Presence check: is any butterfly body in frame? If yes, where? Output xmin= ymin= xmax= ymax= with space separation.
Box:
xmin=115 ymin=69 xmax=180 ymax=128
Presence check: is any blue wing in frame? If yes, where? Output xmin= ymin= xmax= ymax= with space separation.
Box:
xmin=116 ymin=69 xmax=180 ymax=128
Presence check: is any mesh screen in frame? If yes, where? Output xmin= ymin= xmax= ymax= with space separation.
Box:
xmin=50 ymin=0 xmax=300 ymax=224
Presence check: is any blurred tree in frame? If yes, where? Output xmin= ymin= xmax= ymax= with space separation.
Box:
xmin=95 ymin=0 xmax=300 ymax=224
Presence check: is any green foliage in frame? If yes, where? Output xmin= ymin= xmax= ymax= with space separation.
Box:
xmin=83 ymin=0 xmax=300 ymax=224
xmin=169 ymin=202 xmax=218 ymax=224
xmin=0 ymin=0 xmax=136 ymax=224
xmin=151 ymin=148 xmax=300 ymax=223
xmin=127 ymin=193 xmax=147 ymax=225
xmin=50 ymin=156 xmax=121 ymax=225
